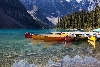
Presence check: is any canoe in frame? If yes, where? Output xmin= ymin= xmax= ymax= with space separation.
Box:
xmin=32 ymin=33 xmax=57 ymax=40
xmin=32 ymin=33 xmax=68 ymax=40
xmin=25 ymin=32 xmax=32 ymax=38
xmin=44 ymin=36 xmax=65 ymax=42
xmin=32 ymin=34 xmax=44 ymax=40
xmin=44 ymin=35 xmax=74 ymax=42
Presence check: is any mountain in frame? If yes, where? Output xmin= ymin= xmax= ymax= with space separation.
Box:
xmin=68 ymin=0 xmax=80 ymax=12
xmin=20 ymin=0 xmax=73 ymax=25
xmin=0 ymin=11 xmax=23 ymax=28
xmin=20 ymin=0 xmax=54 ymax=26
xmin=87 ymin=0 xmax=98 ymax=11
xmin=69 ymin=0 xmax=99 ymax=11
xmin=0 ymin=0 xmax=53 ymax=28
xmin=27 ymin=6 xmax=54 ymax=26
xmin=20 ymin=0 xmax=100 ymax=25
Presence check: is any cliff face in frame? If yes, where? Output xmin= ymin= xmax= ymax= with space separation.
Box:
xmin=0 ymin=0 xmax=43 ymax=28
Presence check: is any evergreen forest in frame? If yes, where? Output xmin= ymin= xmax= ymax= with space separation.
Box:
xmin=56 ymin=4 xmax=100 ymax=30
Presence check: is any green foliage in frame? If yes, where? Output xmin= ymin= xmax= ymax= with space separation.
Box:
xmin=55 ymin=4 xmax=100 ymax=30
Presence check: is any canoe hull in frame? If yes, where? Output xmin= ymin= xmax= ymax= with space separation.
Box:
xmin=44 ymin=36 xmax=74 ymax=42
xmin=32 ymin=34 xmax=44 ymax=40
xmin=25 ymin=32 xmax=32 ymax=38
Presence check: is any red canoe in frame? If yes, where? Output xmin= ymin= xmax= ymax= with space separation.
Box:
xmin=25 ymin=32 xmax=32 ymax=38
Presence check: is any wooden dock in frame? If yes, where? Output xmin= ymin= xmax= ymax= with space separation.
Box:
xmin=51 ymin=32 xmax=96 ymax=35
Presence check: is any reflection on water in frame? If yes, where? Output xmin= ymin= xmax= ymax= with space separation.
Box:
xmin=0 ymin=29 xmax=100 ymax=67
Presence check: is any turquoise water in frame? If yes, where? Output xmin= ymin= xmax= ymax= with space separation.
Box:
xmin=0 ymin=29 xmax=100 ymax=67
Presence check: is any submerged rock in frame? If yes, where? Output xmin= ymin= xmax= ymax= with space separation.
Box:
xmin=11 ymin=60 xmax=35 ymax=67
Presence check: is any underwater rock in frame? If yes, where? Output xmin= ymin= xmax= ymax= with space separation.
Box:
xmin=11 ymin=60 xmax=35 ymax=67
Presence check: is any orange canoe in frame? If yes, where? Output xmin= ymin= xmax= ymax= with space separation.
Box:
xmin=32 ymin=34 xmax=56 ymax=40
xmin=44 ymin=35 xmax=74 ymax=42
xmin=32 ymin=34 xmax=44 ymax=40
xmin=32 ymin=33 xmax=70 ymax=41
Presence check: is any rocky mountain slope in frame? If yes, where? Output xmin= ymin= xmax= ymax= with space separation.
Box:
xmin=20 ymin=0 xmax=100 ymax=25
xmin=27 ymin=6 xmax=54 ymax=26
xmin=71 ymin=0 xmax=98 ymax=11
xmin=0 ymin=0 xmax=53 ymax=28
xmin=20 ymin=0 xmax=72 ymax=25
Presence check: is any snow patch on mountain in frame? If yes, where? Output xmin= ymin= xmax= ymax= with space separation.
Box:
xmin=88 ymin=0 xmax=97 ymax=11
xmin=66 ymin=0 xmax=82 ymax=3
xmin=46 ymin=17 xmax=59 ymax=25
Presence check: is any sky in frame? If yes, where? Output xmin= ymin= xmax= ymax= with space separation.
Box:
xmin=66 ymin=0 xmax=82 ymax=3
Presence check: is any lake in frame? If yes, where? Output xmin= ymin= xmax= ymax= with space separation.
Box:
xmin=0 ymin=29 xmax=100 ymax=67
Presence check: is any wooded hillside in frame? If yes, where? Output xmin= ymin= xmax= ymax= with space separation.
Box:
xmin=56 ymin=4 xmax=100 ymax=30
